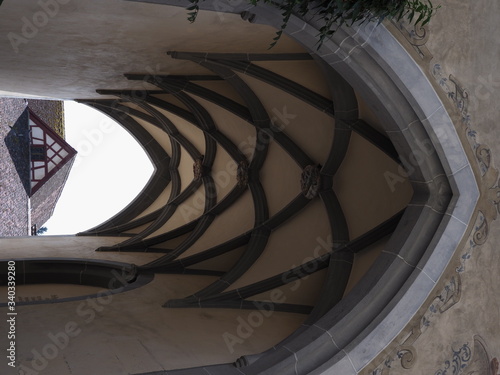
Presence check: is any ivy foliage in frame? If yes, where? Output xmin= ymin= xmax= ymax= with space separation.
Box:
xmin=186 ymin=0 xmax=440 ymax=47
xmin=36 ymin=227 xmax=48 ymax=235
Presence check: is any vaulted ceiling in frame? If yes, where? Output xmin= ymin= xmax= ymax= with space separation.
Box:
xmin=75 ymin=51 xmax=411 ymax=319
xmin=0 ymin=1 xmax=478 ymax=374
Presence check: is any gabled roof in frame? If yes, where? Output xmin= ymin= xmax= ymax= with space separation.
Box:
xmin=27 ymin=99 xmax=65 ymax=138
xmin=30 ymin=155 xmax=76 ymax=229
xmin=1 ymin=98 xmax=30 ymax=236
xmin=1 ymin=98 xmax=77 ymax=234
xmin=27 ymin=108 xmax=77 ymax=230
xmin=28 ymin=108 xmax=76 ymax=196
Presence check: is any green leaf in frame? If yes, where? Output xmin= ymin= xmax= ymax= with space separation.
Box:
xmin=185 ymin=0 xmax=440 ymax=48
xmin=415 ymin=11 xmax=425 ymax=24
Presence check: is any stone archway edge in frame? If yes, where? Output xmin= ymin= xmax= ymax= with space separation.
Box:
xmin=247 ymin=9 xmax=478 ymax=375
xmin=124 ymin=1 xmax=480 ymax=373
xmin=249 ymin=9 xmax=478 ymax=375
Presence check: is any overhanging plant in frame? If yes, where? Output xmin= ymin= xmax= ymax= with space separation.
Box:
xmin=186 ymin=0 xmax=440 ymax=47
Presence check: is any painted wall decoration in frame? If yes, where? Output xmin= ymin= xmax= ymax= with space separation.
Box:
xmin=439 ymin=336 xmax=500 ymax=375
xmin=466 ymin=336 xmax=500 ymax=375
xmin=366 ymin=16 xmax=500 ymax=375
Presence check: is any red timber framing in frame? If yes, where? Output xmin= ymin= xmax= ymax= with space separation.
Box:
xmin=28 ymin=109 xmax=77 ymax=196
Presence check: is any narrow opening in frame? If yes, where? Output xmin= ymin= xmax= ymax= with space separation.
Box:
xmin=44 ymin=101 xmax=155 ymax=235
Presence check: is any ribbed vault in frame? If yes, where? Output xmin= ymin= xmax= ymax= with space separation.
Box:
xmin=0 ymin=0 xmax=482 ymax=374
xmin=75 ymin=51 xmax=410 ymax=320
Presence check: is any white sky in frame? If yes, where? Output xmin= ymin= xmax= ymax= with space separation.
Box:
xmin=44 ymin=101 xmax=154 ymax=235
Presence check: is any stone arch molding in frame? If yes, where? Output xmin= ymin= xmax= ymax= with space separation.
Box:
xmin=122 ymin=1 xmax=479 ymax=374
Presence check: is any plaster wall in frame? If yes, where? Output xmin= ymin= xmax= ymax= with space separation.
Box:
xmin=248 ymin=269 xmax=328 ymax=306
xmin=123 ymin=221 xmax=155 ymax=235
xmin=210 ymin=140 xmax=238 ymax=199
xmin=187 ymin=246 xmax=247 ymax=272
xmin=131 ymin=183 xmax=172 ymax=220
xmin=176 ymin=143 xmax=194 ymax=191
xmin=191 ymin=96 xmax=257 ymax=161
xmin=236 ymin=73 xmax=336 ymax=165
xmin=145 ymin=184 xmax=206 ymax=238
xmin=130 ymin=115 xmax=174 ymax=155
xmin=253 ymin=60 xmax=332 ymax=99
xmin=159 ymin=105 xmax=207 ymax=156
xmin=196 ymin=81 xmax=247 ymax=107
xmin=0 ymin=273 xmax=306 ymax=374
xmin=179 ymin=189 xmax=255 ymax=257
xmin=149 ymin=232 xmax=192 ymax=251
xmin=226 ymin=198 xmax=332 ymax=290
xmin=333 ymin=133 xmax=413 ymax=239
xmin=358 ymin=0 xmax=500 ymax=373
xmin=259 ymin=140 xmax=302 ymax=216
xmin=0 ymin=284 xmax=103 ymax=303
xmin=0 ymin=1 xmax=445 ymax=373
xmin=0 ymin=0 xmax=304 ymax=99
xmin=0 ymin=235 xmax=163 ymax=264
